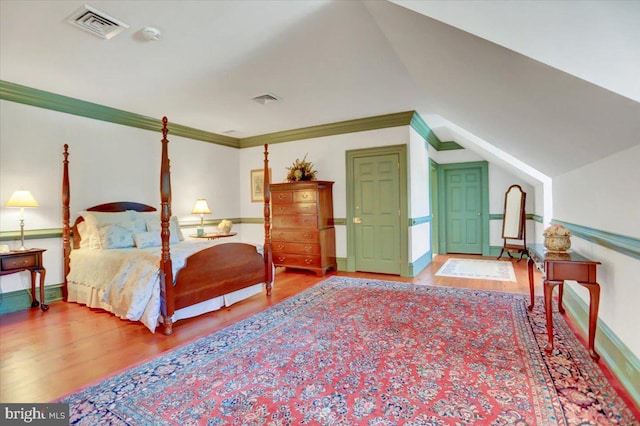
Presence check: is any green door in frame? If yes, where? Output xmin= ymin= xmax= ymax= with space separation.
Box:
xmin=354 ymin=154 xmax=401 ymax=274
xmin=445 ymin=167 xmax=482 ymax=254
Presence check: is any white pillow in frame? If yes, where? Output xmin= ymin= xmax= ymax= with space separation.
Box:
xmin=97 ymin=224 xmax=134 ymax=249
xmin=76 ymin=221 xmax=89 ymax=248
xmin=133 ymin=231 xmax=162 ymax=249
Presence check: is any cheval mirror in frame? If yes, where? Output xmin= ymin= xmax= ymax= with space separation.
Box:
xmin=497 ymin=184 xmax=527 ymax=261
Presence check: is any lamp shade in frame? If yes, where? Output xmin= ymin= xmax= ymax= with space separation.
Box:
xmin=5 ymin=190 xmax=39 ymax=208
xmin=191 ymin=198 xmax=211 ymax=215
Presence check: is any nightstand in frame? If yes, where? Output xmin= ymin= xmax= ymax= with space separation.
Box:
xmin=0 ymin=248 xmax=48 ymax=311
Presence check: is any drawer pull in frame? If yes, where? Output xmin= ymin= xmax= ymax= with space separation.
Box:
xmin=277 ymin=244 xmax=285 ymax=250
xmin=302 ymin=193 xmax=309 ymax=199
xmin=278 ymin=194 xmax=286 ymax=200
xmin=304 ymin=246 xmax=312 ymax=252
xmin=303 ymin=234 xmax=311 ymax=238
xmin=278 ymin=256 xmax=286 ymax=262
xmin=278 ymin=207 xmax=285 ymax=211
xmin=304 ymin=259 xmax=313 ymax=264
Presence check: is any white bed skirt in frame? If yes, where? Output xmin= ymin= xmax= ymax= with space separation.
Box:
xmin=67 ymin=280 xmax=264 ymax=332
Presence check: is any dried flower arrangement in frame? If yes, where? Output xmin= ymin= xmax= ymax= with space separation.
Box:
xmin=286 ymin=154 xmax=318 ymax=182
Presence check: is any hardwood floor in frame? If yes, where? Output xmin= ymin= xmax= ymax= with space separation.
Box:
xmin=1 ymin=254 xmax=543 ymax=403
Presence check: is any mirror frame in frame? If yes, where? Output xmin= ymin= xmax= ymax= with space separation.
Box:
xmin=498 ymin=184 xmax=527 ymax=261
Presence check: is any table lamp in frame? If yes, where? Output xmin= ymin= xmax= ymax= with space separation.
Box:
xmin=191 ymin=198 xmax=211 ymax=236
xmin=5 ymin=190 xmax=39 ymax=251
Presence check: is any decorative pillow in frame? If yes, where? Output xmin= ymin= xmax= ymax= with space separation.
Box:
xmin=133 ymin=231 xmax=162 ymax=249
xmin=80 ymin=210 xmax=137 ymax=250
xmin=143 ymin=216 xmax=184 ymax=244
xmin=97 ymin=224 xmax=135 ymax=249
xmin=120 ymin=219 xmax=147 ymax=234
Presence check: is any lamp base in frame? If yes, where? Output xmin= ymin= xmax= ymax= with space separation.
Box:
xmin=19 ymin=219 xmax=28 ymax=251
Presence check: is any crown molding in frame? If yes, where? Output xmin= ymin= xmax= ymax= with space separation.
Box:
xmin=0 ymin=80 xmax=239 ymax=147
xmin=1 ymin=80 xmax=462 ymax=151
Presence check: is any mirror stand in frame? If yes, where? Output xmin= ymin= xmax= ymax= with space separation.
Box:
xmin=498 ymin=184 xmax=528 ymax=261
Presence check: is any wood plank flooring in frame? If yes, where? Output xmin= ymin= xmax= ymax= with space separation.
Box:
xmin=0 ymin=254 xmax=545 ymax=403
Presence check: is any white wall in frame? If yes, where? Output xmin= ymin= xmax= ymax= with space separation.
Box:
xmin=408 ymin=127 xmax=431 ymax=262
xmin=0 ymin=101 xmax=240 ymax=293
xmin=553 ymin=144 xmax=640 ymax=358
xmin=238 ymin=126 xmax=412 ymax=260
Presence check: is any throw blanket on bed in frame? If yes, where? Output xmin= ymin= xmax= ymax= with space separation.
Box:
xmin=67 ymin=241 xmax=262 ymax=331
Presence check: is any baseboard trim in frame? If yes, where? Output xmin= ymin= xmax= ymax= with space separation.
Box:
xmin=0 ymin=284 xmax=64 ymax=315
xmin=409 ymin=250 xmax=432 ymax=277
xmin=562 ymin=285 xmax=640 ymax=407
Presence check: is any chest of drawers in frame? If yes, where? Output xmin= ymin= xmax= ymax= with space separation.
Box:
xmin=270 ymin=181 xmax=336 ymax=276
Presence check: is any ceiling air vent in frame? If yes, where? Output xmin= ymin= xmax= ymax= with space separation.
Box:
xmin=66 ymin=4 xmax=129 ymax=40
xmin=252 ymin=93 xmax=280 ymax=105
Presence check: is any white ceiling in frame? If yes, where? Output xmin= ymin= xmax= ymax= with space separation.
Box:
xmin=1 ymin=0 xmax=639 ymax=178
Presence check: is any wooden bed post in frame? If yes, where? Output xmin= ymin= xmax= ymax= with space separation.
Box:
xmin=62 ymin=144 xmax=70 ymax=301
xmin=263 ymin=144 xmax=273 ymax=295
xmin=160 ymin=117 xmax=175 ymax=335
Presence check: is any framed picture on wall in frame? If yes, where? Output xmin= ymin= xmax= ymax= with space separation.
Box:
xmin=250 ymin=168 xmax=271 ymax=202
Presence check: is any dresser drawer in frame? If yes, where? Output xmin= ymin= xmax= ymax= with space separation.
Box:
xmin=274 ymin=253 xmax=321 ymax=268
xmin=293 ymin=190 xmax=317 ymax=203
xmin=272 ymin=215 xmax=318 ymax=229
xmin=273 ymin=242 xmax=320 ymax=255
xmin=272 ymin=191 xmax=293 ymax=204
xmin=272 ymin=230 xmax=319 ymax=243
xmin=272 ymin=202 xmax=317 ymax=216
xmin=1 ymin=254 xmax=37 ymax=271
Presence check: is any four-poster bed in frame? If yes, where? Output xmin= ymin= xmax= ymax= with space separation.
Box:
xmin=62 ymin=117 xmax=273 ymax=334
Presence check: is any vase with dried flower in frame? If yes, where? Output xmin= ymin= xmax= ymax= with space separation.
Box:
xmin=286 ymin=154 xmax=318 ymax=182
xmin=543 ymin=224 xmax=571 ymax=252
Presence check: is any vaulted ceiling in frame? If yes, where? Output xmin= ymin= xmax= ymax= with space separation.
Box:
xmin=1 ymin=0 xmax=638 ymax=178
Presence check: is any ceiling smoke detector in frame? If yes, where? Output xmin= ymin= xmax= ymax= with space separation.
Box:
xmin=141 ymin=27 xmax=161 ymax=41
xmin=252 ymin=93 xmax=280 ymax=105
xmin=66 ymin=4 xmax=129 ymax=40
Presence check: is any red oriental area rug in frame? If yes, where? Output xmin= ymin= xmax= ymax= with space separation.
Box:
xmin=59 ymin=277 xmax=637 ymax=425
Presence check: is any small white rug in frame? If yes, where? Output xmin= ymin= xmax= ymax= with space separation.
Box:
xmin=436 ymin=258 xmax=516 ymax=282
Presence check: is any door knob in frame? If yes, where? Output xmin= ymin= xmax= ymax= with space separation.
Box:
xmin=353 ymin=217 xmax=362 ymax=224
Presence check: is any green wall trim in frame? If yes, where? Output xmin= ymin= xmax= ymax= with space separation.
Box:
xmin=239 ymin=111 xmax=415 ymax=148
xmin=409 ymin=250 xmax=432 ymax=277
xmin=410 ymin=216 xmax=432 ymax=226
xmin=531 ymin=214 xmax=543 ymax=223
xmin=0 ymin=284 xmax=64 ymax=315
xmin=410 ymin=112 xmax=463 ymax=151
xmin=489 ymin=213 xmax=540 ymax=222
xmin=0 ymin=228 xmax=62 ymax=242
xmin=336 ymin=257 xmax=347 ymax=272
xmin=551 ymin=219 xmax=640 ymax=261
xmin=0 ymin=80 xmax=240 ymax=148
xmin=562 ymin=286 xmax=640 ymax=406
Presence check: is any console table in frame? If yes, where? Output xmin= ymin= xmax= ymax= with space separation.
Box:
xmin=527 ymin=243 xmax=601 ymax=361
